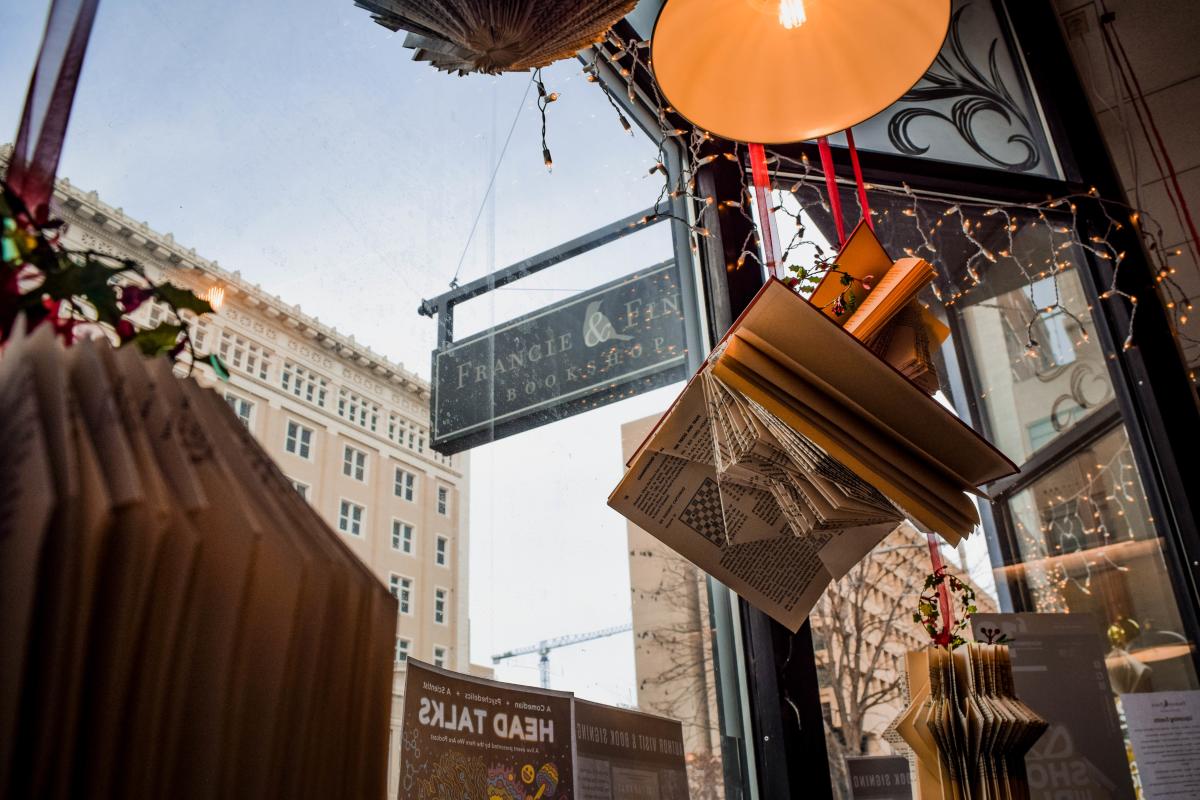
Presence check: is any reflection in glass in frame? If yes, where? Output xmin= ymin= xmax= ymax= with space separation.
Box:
xmin=961 ymin=266 xmax=1112 ymax=463
xmin=1005 ymin=426 xmax=1199 ymax=693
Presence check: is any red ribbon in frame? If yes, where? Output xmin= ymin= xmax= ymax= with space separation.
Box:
xmin=817 ymin=130 xmax=875 ymax=248
xmin=748 ymin=142 xmax=783 ymax=278
xmin=817 ymin=136 xmax=846 ymax=246
xmin=5 ymin=0 xmax=101 ymax=225
xmin=926 ymin=533 xmax=955 ymax=646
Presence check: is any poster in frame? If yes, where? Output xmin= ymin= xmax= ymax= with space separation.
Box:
xmin=845 ymin=755 xmax=912 ymax=800
xmin=971 ymin=613 xmax=1135 ymax=800
xmin=1121 ymin=690 xmax=1200 ymax=799
xmin=574 ymin=699 xmax=689 ymax=800
xmin=399 ymin=660 xmax=576 ymax=799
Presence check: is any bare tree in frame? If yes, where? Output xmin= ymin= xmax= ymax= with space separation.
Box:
xmin=811 ymin=538 xmax=926 ymax=800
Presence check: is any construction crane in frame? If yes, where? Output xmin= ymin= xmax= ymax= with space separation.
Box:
xmin=491 ymin=623 xmax=633 ymax=689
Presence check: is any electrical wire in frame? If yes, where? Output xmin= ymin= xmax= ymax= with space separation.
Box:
xmin=448 ymin=73 xmax=535 ymax=288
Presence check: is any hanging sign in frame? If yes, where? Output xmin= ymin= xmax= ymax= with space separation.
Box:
xmin=431 ymin=261 xmax=688 ymax=454
xmin=399 ymin=660 xmax=576 ymax=799
xmin=845 ymin=755 xmax=912 ymax=800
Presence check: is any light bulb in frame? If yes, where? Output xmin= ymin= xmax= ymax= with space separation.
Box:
xmin=778 ymin=0 xmax=806 ymax=28
xmin=204 ymin=284 xmax=225 ymax=312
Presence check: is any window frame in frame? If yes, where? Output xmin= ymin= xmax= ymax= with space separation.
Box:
xmin=337 ymin=498 xmax=365 ymax=538
xmin=284 ymin=419 xmax=314 ymax=460
xmin=342 ymin=443 xmax=368 ymax=482
xmin=433 ymin=587 xmax=448 ymax=625
xmin=392 ymin=519 xmax=415 ymax=555
xmin=389 ymin=573 xmax=414 ymax=615
xmin=394 ymin=467 xmax=417 ymax=502
xmin=434 ymin=534 xmax=449 ymax=567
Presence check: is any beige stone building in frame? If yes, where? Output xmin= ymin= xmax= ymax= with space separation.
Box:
xmin=33 ymin=157 xmax=471 ymax=799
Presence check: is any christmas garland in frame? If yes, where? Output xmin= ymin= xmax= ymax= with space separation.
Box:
xmin=913 ymin=567 xmax=977 ymax=650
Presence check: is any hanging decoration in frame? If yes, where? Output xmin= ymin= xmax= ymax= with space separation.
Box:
xmin=893 ymin=644 xmax=1049 ymax=800
xmin=914 ymin=568 xmax=977 ymax=649
xmin=353 ymin=0 xmax=636 ymax=76
xmin=578 ymin=26 xmax=1195 ymax=381
xmin=1 ymin=0 xmax=217 ymax=369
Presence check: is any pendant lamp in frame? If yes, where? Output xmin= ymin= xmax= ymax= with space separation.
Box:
xmin=651 ymin=0 xmax=951 ymax=144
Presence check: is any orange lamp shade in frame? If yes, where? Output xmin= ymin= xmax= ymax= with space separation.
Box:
xmin=651 ymin=0 xmax=951 ymax=144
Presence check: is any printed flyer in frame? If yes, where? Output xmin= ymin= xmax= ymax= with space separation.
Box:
xmin=574 ymin=699 xmax=689 ymax=800
xmin=399 ymin=660 xmax=576 ymax=800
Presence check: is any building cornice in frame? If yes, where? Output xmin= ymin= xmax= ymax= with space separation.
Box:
xmin=2 ymin=145 xmax=430 ymax=400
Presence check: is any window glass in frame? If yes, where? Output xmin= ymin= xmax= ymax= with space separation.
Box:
xmin=394 ymin=468 xmax=416 ymax=502
xmin=0 ymin=6 xmax=742 ymax=793
xmin=338 ymin=500 xmax=364 ymax=537
xmin=342 ymin=445 xmax=367 ymax=481
xmin=1006 ymin=426 xmax=1198 ymax=690
xmin=390 ymin=575 xmax=413 ymax=615
xmin=224 ymin=392 xmax=253 ymax=427
xmin=762 ymin=177 xmax=1200 ymax=798
xmin=395 ymin=638 xmax=410 ymax=663
xmin=434 ymin=589 xmax=448 ymax=625
xmin=435 ymin=535 xmax=448 ymax=567
xmin=285 ymin=420 xmax=313 ymax=459
xmin=960 ymin=262 xmax=1112 ymax=463
xmin=837 ymin=0 xmax=1060 ymax=177
xmin=392 ymin=520 xmax=414 ymax=554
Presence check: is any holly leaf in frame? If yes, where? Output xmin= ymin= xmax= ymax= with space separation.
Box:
xmin=156 ymin=282 xmax=213 ymax=316
xmin=129 ymin=323 xmax=183 ymax=356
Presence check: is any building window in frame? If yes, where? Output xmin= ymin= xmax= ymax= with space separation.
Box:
xmin=281 ymin=361 xmax=328 ymax=407
xmin=337 ymin=387 xmax=380 ymax=432
xmin=395 ymin=638 xmax=411 ymax=663
xmin=389 ymin=574 xmax=412 ymax=615
xmin=224 ymin=392 xmax=253 ymax=427
xmin=434 ymin=588 xmax=448 ymax=625
xmin=437 ymin=486 xmax=450 ymax=516
xmin=433 ymin=646 xmax=447 ymax=668
xmin=337 ymin=500 xmax=364 ymax=537
xmin=394 ymin=468 xmax=417 ymax=502
xmin=189 ymin=317 xmax=210 ymax=350
xmin=342 ymin=444 xmax=367 ymax=481
xmin=218 ymin=331 xmax=272 ymax=380
xmin=392 ymin=520 xmax=415 ymax=554
xmin=285 ymin=420 xmax=313 ymax=459
xmin=435 ymin=535 xmax=449 ymax=567
xmin=290 ymin=478 xmax=309 ymax=500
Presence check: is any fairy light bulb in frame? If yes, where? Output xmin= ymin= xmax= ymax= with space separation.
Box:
xmin=778 ymin=0 xmax=807 ymax=28
xmin=204 ymin=284 xmax=225 ymax=312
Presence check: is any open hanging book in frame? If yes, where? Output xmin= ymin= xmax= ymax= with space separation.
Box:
xmin=608 ymin=278 xmax=1017 ymax=631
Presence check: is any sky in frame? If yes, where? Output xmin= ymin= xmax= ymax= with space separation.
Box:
xmin=1 ymin=0 xmax=679 ymax=705
xmin=1 ymin=0 xmax=997 ymax=705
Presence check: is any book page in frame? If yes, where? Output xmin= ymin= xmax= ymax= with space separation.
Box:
xmin=609 ymin=373 xmax=896 ymax=632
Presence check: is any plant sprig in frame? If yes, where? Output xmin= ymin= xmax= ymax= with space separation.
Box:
xmin=780 ymin=258 xmax=874 ymax=318
xmin=2 ymin=181 xmax=222 ymax=374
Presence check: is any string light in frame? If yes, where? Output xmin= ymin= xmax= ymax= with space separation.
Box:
xmin=579 ymin=28 xmax=1196 ymax=381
